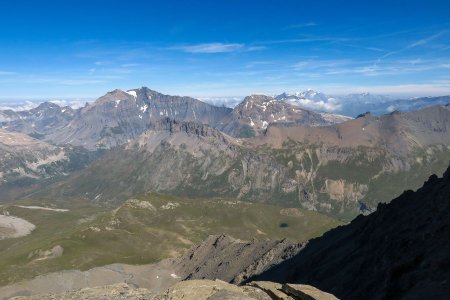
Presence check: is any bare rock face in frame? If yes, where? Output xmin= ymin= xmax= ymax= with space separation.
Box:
xmin=173 ymin=235 xmax=305 ymax=284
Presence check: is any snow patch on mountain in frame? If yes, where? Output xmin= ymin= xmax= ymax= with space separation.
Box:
xmin=126 ymin=90 xmax=137 ymax=99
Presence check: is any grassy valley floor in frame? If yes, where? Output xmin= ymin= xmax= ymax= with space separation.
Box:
xmin=0 ymin=193 xmax=342 ymax=286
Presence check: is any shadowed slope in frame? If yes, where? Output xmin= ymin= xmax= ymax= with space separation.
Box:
xmin=251 ymin=165 xmax=450 ymax=299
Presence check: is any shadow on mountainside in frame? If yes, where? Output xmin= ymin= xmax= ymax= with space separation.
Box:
xmin=248 ymin=164 xmax=450 ymax=300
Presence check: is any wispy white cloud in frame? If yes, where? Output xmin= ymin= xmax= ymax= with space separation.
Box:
xmin=409 ymin=30 xmax=448 ymax=47
xmin=198 ymin=96 xmax=243 ymax=108
xmin=179 ymin=43 xmax=245 ymax=53
xmin=47 ymin=99 xmax=88 ymax=109
xmin=245 ymin=61 xmax=275 ymax=68
xmin=0 ymin=101 xmax=37 ymax=111
xmin=321 ymin=82 xmax=450 ymax=96
xmin=291 ymin=57 xmax=450 ymax=77
xmin=292 ymin=59 xmax=353 ymax=70
xmin=284 ymin=22 xmax=317 ymax=30
xmin=256 ymin=36 xmax=354 ymax=45
xmin=121 ymin=63 xmax=140 ymax=68
xmin=287 ymin=97 xmax=342 ymax=112
xmin=0 ymin=71 xmax=16 ymax=75
xmin=0 ymin=99 xmax=88 ymax=111
xmin=380 ymin=30 xmax=450 ymax=59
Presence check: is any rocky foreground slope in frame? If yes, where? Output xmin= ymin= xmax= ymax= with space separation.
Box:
xmin=0 ymin=235 xmax=305 ymax=298
xmin=11 ymin=280 xmax=338 ymax=300
xmin=251 ymin=165 xmax=450 ymax=299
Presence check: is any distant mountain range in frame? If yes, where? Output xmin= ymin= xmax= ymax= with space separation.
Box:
xmin=276 ymin=90 xmax=450 ymax=117
xmin=0 ymin=87 xmax=348 ymax=147
xmin=1 ymin=87 xmax=450 ymax=220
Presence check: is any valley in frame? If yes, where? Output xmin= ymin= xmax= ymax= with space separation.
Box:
xmin=0 ymin=193 xmax=340 ymax=287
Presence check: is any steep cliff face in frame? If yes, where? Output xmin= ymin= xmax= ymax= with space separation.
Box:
xmin=252 ymin=166 xmax=450 ymax=300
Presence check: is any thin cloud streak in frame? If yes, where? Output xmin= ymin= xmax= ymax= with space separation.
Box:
xmin=284 ymin=22 xmax=317 ymax=30
xmin=380 ymin=30 xmax=450 ymax=59
xmin=178 ymin=43 xmax=244 ymax=53
xmin=254 ymin=36 xmax=355 ymax=45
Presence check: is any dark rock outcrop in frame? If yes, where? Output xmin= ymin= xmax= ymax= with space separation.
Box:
xmin=173 ymin=235 xmax=305 ymax=284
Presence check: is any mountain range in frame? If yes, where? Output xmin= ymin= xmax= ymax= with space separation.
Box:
xmin=0 ymin=88 xmax=348 ymax=150
xmin=0 ymin=86 xmax=449 ymax=299
xmin=1 ymin=87 xmax=450 ymax=221
xmin=276 ymin=90 xmax=450 ymax=117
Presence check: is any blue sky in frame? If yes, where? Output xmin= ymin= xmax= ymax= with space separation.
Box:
xmin=0 ymin=0 xmax=449 ymax=102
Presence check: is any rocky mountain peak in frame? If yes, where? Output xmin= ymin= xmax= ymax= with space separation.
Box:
xmin=31 ymin=102 xmax=61 ymax=111
xmin=150 ymin=118 xmax=224 ymax=139
xmin=93 ymin=89 xmax=136 ymax=105
xmin=218 ymin=93 xmax=349 ymax=137
xmin=237 ymin=95 xmax=278 ymax=112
